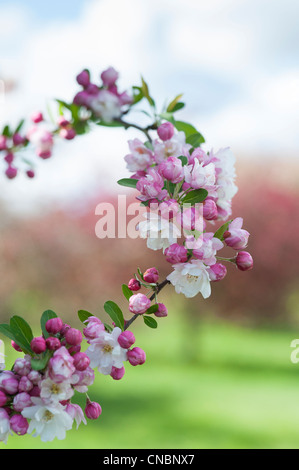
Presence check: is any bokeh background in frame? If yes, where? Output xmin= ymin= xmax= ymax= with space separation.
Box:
xmin=1 ymin=0 xmax=299 ymax=449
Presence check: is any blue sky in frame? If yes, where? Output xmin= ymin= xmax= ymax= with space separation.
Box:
xmin=0 ymin=0 xmax=298 ymax=214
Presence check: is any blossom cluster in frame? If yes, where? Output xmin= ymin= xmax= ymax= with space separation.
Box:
xmin=0 ymin=67 xmax=132 ymax=179
xmin=123 ymin=121 xmax=253 ymax=299
xmin=0 ymin=312 xmax=145 ymax=444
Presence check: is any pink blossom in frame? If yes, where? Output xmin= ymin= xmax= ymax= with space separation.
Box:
xmin=73 ymin=352 xmax=90 ymax=372
xmin=13 ymin=392 xmax=32 ymax=412
xmin=223 ymin=218 xmax=250 ymax=250
xmin=158 ymin=156 xmax=184 ymax=184
xmin=129 ymin=294 xmax=151 ymax=314
xmin=208 ymin=263 xmax=227 ymax=281
xmin=203 ymin=198 xmax=218 ymax=220
xmin=117 ymin=331 xmax=135 ymax=349
xmin=158 ymin=199 xmax=180 ymax=220
xmin=124 ymin=139 xmax=153 ymax=172
xmin=164 ymin=243 xmax=188 ymax=264
xmin=10 ymin=414 xmax=29 ymax=436
xmin=176 ymin=206 xmax=205 ymax=232
xmin=30 ymin=336 xmax=46 ymax=354
xmin=154 ymin=303 xmax=168 ymax=318
xmin=127 ymin=347 xmax=146 ymax=366
xmin=65 ymin=403 xmax=86 ymax=429
xmin=153 ymin=131 xmax=190 ymax=164
xmin=13 ymin=357 xmax=31 ymax=376
xmin=5 ymin=166 xmax=17 ymax=179
xmin=76 ymin=69 xmax=90 ymax=88
xmin=48 ymin=347 xmax=75 ymax=384
xmin=136 ymin=168 xmax=167 ymax=202
xmin=18 ymin=376 xmax=33 ymax=393
xmin=236 ymin=251 xmax=253 ymax=271
xmin=110 ymin=366 xmax=125 ymax=380
xmin=45 ymin=317 xmax=63 ymax=335
xmin=128 ymin=279 xmax=141 ymax=291
xmin=45 ymin=337 xmax=61 ymax=351
xmin=101 ymin=67 xmax=119 ymax=87
xmin=71 ymin=366 xmax=95 ymax=393
xmin=65 ymin=328 xmax=82 ymax=346
xmin=85 ymin=400 xmax=102 ymax=420
xmin=184 ymin=160 xmax=216 ymax=190
xmin=157 ymin=122 xmax=175 ymax=141
xmin=83 ymin=316 xmax=105 ymax=341
xmin=192 ymin=233 xmax=224 ymax=266
xmin=143 ymin=267 xmax=159 ymax=284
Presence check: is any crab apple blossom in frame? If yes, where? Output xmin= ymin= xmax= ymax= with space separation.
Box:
xmin=128 ymin=279 xmax=141 ymax=291
xmin=30 ymin=111 xmax=43 ymax=123
xmin=85 ymin=400 xmax=102 ymax=420
xmin=65 ymin=328 xmax=82 ymax=346
xmin=76 ymin=69 xmax=90 ymax=88
xmin=138 ymin=212 xmax=181 ymax=252
xmin=153 ymin=131 xmax=190 ymax=164
xmin=45 ymin=337 xmax=61 ymax=351
xmin=129 ymin=294 xmax=151 ymax=314
xmin=191 ymin=233 xmax=224 ymax=266
xmin=208 ymin=263 xmax=227 ymax=282
xmin=48 ymin=347 xmax=75 ymax=384
xmin=65 ymin=403 xmax=86 ymax=429
xmin=5 ymin=166 xmax=17 ymax=179
xmin=223 ymin=217 xmax=250 ymax=250
xmin=83 ymin=316 xmax=105 ymax=341
xmin=110 ymin=366 xmax=125 ymax=381
xmin=18 ymin=376 xmax=33 ymax=393
xmin=124 ymin=138 xmax=153 ymax=172
xmin=127 ymin=347 xmax=146 ymax=366
xmin=235 ymin=251 xmax=254 ymax=271
xmin=167 ymin=260 xmax=211 ymax=299
xmin=165 ymin=243 xmax=188 ymax=264
xmin=117 ymin=331 xmax=135 ymax=349
xmin=10 ymin=414 xmax=29 ymax=436
xmin=13 ymin=357 xmax=31 ymax=376
xmin=73 ymin=352 xmax=90 ymax=371
xmin=40 ymin=377 xmax=74 ymax=404
xmin=184 ymin=160 xmax=216 ymax=190
xmin=154 ymin=303 xmax=168 ymax=318
xmin=203 ymin=198 xmax=218 ymax=220
xmin=21 ymin=397 xmax=73 ymax=442
xmin=136 ymin=168 xmax=167 ymax=202
xmin=143 ymin=267 xmax=159 ymax=284
xmin=71 ymin=366 xmax=95 ymax=393
xmin=45 ymin=317 xmax=63 ymax=335
xmin=157 ymin=122 xmax=175 ymax=141
xmin=31 ymin=336 xmax=46 ymax=354
xmin=0 ymin=408 xmax=11 ymax=444
xmin=158 ymin=156 xmax=184 ymax=184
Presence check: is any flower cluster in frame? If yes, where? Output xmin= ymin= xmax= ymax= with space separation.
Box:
xmin=0 ymin=67 xmax=132 ymax=179
xmin=123 ymin=121 xmax=253 ymax=299
xmin=0 ymin=311 xmax=146 ymax=444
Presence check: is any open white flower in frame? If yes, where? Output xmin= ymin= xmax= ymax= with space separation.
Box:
xmin=0 ymin=408 xmax=11 ymax=444
xmin=167 ymin=260 xmax=211 ymax=299
xmin=40 ymin=377 xmax=74 ymax=404
xmin=86 ymin=327 xmax=127 ymax=375
xmin=22 ymin=397 xmax=73 ymax=442
xmin=138 ymin=212 xmax=181 ymax=252
xmin=89 ymin=90 xmax=121 ymax=122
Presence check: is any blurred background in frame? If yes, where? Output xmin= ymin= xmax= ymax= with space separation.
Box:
xmin=1 ymin=0 xmax=299 ymax=449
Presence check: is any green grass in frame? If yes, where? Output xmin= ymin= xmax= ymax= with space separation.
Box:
xmin=2 ymin=304 xmax=299 ymax=449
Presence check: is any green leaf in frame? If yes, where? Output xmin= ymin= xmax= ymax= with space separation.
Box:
xmin=10 ymin=316 xmax=34 ymax=355
xmin=15 ymin=119 xmax=25 ymax=134
xmin=167 ymin=94 xmax=184 ymax=113
xmin=96 ymin=120 xmax=125 ymax=128
xmin=159 ymin=112 xmax=175 ymax=123
xmin=143 ymin=316 xmax=158 ymax=329
xmin=104 ymin=323 xmax=113 ymax=333
xmin=172 ymin=102 xmax=185 ymax=112
xmin=2 ymin=125 xmax=11 ymax=138
xmin=31 ymin=350 xmax=52 ymax=371
xmin=141 ymin=76 xmax=155 ymax=107
xmin=186 ymin=132 xmax=205 ymax=147
xmin=214 ymin=220 xmax=233 ymax=241
xmin=117 ymin=178 xmax=138 ymax=189
xmin=178 ymin=155 xmax=188 ymax=166
xmin=174 ymin=121 xmax=198 ymax=138
xmin=181 ymin=189 xmax=208 ymax=205
xmin=132 ymin=86 xmax=144 ymax=105
xmin=78 ymin=310 xmax=93 ymax=324
xmin=104 ymin=301 xmax=125 ymax=331
xmin=146 ymin=304 xmax=159 ymax=314
xmin=0 ymin=324 xmax=18 ymax=343
xmin=40 ymin=310 xmax=58 ymax=339
xmin=122 ymin=285 xmax=133 ymax=301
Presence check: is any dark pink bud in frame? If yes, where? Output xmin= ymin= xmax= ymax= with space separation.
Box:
xmin=11 ymin=340 xmax=22 ymax=352
xmin=143 ymin=267 xmax=159 ymax=284
xmin=29 ymin=385 xmax=41 ymax=397
xmin=0 ymin=390 xmax=7 ymax=406
xmin=85 ymin=400 xmax=102 ymax=420
xmin=65 ymin=328 xmax=82 ymax=346
xmin=45 ymin=337 xmax=61 ymax=351
xmin=59 ymin=127 xmax=76 ymax=140
xmin=76 ymin=69 xmax=90 ymax=88
xmin=157 ymin=122 xmax=175 ymax=141
xmin=68 ymin=344 xmax=81 ymax=355
xmin=73 ymin=352 xmax=90 ymax=371
xmin=236 ymin=251 xmax=253 ymax=272
xmin=37 ymin=150 xmax=52 ymax=159
xmin=155 ymin=303 xmax=168 ymax=318
xmin=31 ymin=111 xmax=43 ymax=123
xmin=127 ymin=347 xmax=146 ymax=366
xmin=30 ymin=336 xmax=46 ymax=354
xmin=60 ymin=323 xmax=71 ymax=336
xmin=128 ymin=279 xmax=141 ymax=291
xmin=85 ymin=83 xmax=99 ymax=95
xmin=117 ymin=331 xmax=135 ymax=349
xmin=13 ymin=133 xmax=26 ymax=146
xmin=110 ymin=366 xmax=125 ymax=380
xmin=164 ymin=243 xmax=188 ymax=264
xmin=4 ymin=152 xmax=14 ymax=164
xmin=5 ymin=165 xmax=17 ymax=179
xmin=73 ymin=90 xmax=91 ymax=106
xmin=2 ymin=377 xmax=19 ymax=395
xmin=57 ymin=116 xmax=70 ymax=127
xmin=13 ymin=392 xmax=32 ymax=412
xmin=10 ymin=414 xmax=29 ymax=436
xmin=26 ymin=169 xmax=35 ymax=178
xmin=18 ymin=376 xmax=33 ymax=393
xmin=208 ymin=263 xmax=227 ymax=281
xmin=45 ymin=317 xmax=63 ymax=335
xmin=203 ymin=198 xmax=218 ymax=220
xmin=101 ymin=67 xmax=119 ymax=87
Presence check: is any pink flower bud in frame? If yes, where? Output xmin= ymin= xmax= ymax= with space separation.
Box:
xmin=11 ymin=340 xmax=22 ymax=352
xmin=155 ymin=303 xmax=168 ymax=318
xmin=31 ymin=111 xmax=43 ymax=123
xmin=45 ymin=337 xmax=61 ymax=351
xmin=164 ymin=243 xmax=188 ymax=264
xmin=26 ymin=169 xmax=35 ymax=178
xmin=73 ymin=352 xmax=90 ymax=371
xmin=13 ymin=357 xmax=31 ymax=376
xmin=208 ymin=263 xmax=227 ymax=281
xmin=223 ymin=218 xmax=249 ymax=250
xmin=157 ymin=122 xmax=175 ymax=141
xmin=0 ymin=391 xmax=7 ymax=406
xmin=65 ymin=328 xmax=82 ymax=346
xmin=2 ymin=376 xmax=19 ymax=395
xmin=76 ymin=69 xmax=90 ymax=88
xmin=127 ymin=347 xmax=146 ymax=366
xmin=236 ymin=251 xmax=253 ymax=272
xmin=59 ymin=127 xmax=76 ymax=140
xmin=29 ymin=386 xmax=41 ymax=397
xmin=117 ymin=331 xmax=135 ymax=349
xmin=101 ymin=67 xmax=119 ymax=87
xmin=68 ymin=345 xmax=82 ymax=355
xmin=73 ymin=90 xmax=92 ymax=107
xmin=10 ymin=414 xmax=29 ymax=436
xmin=48 ymin=347 xmax=75 ymax=383
xmin=60 ymin=323 xmax=71 ymax=336
xmin=0 ymin=135 xmax=7 ymax=150
xmin=129 ymin=294 xmax=151 ymax=315
xmin=203 ymin=198 xmax=218 ymax=220
xmin=13 ymin=392 xmax=32 ymax=412
xmin=57 ymin=116 xmax=70 ymax=127
xmin=30 ymin=336 xmax=46 ymax=354
xmin=45 ymin=317 xmax=63 ymax=335
xmin=143 ymin=267 xmax=159 ymax=284
xmin=4 ymin=152 xmax=14 ymax=164
xmin=110 ymin=366 xmax=125 ymax=380
xmin=85 ymin=400 xmax=102 ymax=420
xmin=128 ymin=279 xmax=141 ymax=291
xmin=13 ymin=133 xmax=26 ymax=146
xmin=27 ymin=370 xmax=42 ymax=385
xmin=5 ymin=165 xmax=17 ymax=179
xmin=18 ymin=376 xmax=33 ymax=393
